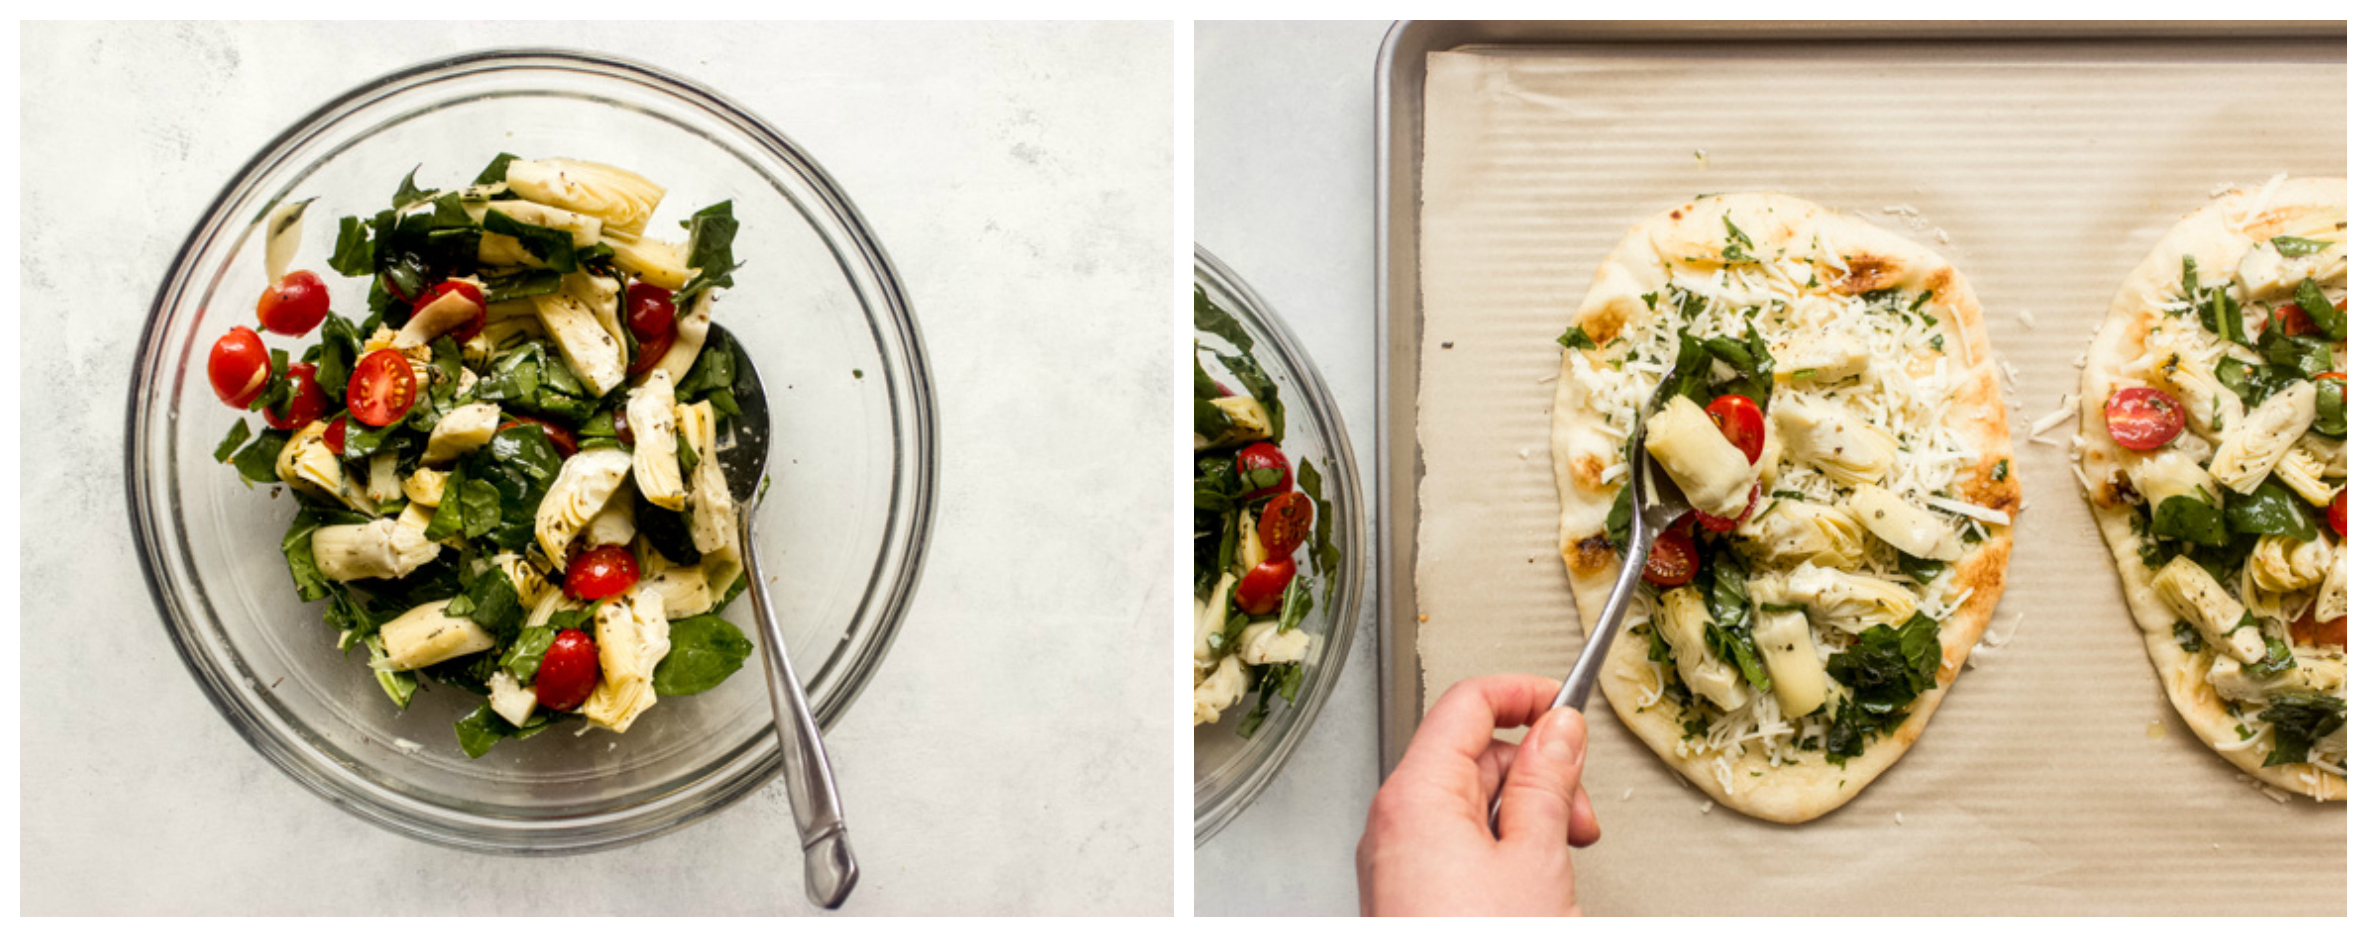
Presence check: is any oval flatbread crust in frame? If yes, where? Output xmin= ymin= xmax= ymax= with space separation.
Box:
xmin=1551 ymin=193 xmax=2018 ymax=823
xmin=2073 ymin=178 xmax=2347 ymax=802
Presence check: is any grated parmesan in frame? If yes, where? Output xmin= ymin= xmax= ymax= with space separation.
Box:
xmin=2029 ymin=406 xmax=2077 ymax=437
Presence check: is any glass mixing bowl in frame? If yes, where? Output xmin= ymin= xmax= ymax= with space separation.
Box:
xmin=125 ymin=49 xmax=936 ymax=855
xmin=1192 ymin=245 xmax=1366 ymax=845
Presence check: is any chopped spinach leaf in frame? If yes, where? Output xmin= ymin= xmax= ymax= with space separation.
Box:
xmin=652 ymin=614 xmax=755 ymax=696
xmin=2270 ymin=235 xmax=2330 ymax=258
xmin=2259 ymin=694 xmax=2344 ymax=767
xmin=674 ymin=201 xmax=742 ymax=310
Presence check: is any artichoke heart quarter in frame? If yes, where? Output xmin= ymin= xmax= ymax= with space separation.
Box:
xmin=627 ymin=370 xmax=687 ymax=510
xmin=582 ymin=587 xmax=672 ymax=733
xmin=2207 ymin=381 xmax=2315 ymax=495
xmin=505 ymin=158 xmax=666 ymax=236
xmin=530 ymin=271 xmax=628 ymax=397
xmin=312 ymin=519 xmax=441 ymax=581
xmin=1643 ymin=395 xmax=1756 ymax=518
xmin=378 ymin=601 xmax=497 ymax=671
xmin=677 ymin=400 xmax=738 ymax=554
xmin=534 ymin=449 xmax=634 ymax=566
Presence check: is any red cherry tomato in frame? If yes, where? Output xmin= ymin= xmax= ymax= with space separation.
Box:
xmin=1236 ymin=442 xmax=1292 ymax=500
xmin=323 ymin=416 xmax=348 ymax=455
xmin=346 ymin=349 xmax=418 ymax=427
xmin=1256 ymin=493 xmax=1315 ymax=557
xmin=411 ymin=280 xmax=488 ymax=342
xmin=501 ymin=415 xmax=580 ymax=458
xmin=257 ymin=270 xmax=331 ymax=337
xmin=565 ymin=545 xmax=641 ymax=601
xmin=1691 ymin=484 xmax=1761 ymax=534
xmin=2104 ymin=386 xmax=2185 ymax=451
xmin=1233 ymin=557 xmax=1297 ymax=615
xmin=1703 ymin=394 xmax=1767 ymax=463
xmin=262 ymin=363 xmax=329 ymax=431
xmin=626 ymin=282 xmax=676 ymax=340
xmin=207 ymin=326 xmax=272 ymax=407
xmin=2276 ymin=303 xmax=2319 ymax=337
xmin=625 ymin=282 xmax=678 ymax=376
xmin=533 ymin=629 xmax=602 ymax=712
xmin=629 ymin=329 xmax=675 ymax=377
xmin=2291 ymin=602 xmax=2347 ymax=651
xmin=2330 ymin=487 xmax=2347 ymax=539
xmin=1643 ymin=526 xmax=1701 ymax=587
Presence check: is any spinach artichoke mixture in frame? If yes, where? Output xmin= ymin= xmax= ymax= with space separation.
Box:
xmin=1190 ymin=286 xmax=1341 ymax=738
xmin=2098 ymin=245 xmax=2347 ymax=777
xmin=207 ymin=155 xmax=758 ymax=757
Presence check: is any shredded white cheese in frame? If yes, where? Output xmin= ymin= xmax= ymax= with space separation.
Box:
xmin=2029 ymin=406 xmax=2077 ymax=437
xmin=1927 ymin=495 xmax=2011 ymax=526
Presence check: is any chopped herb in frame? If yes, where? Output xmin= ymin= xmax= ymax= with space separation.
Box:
xmin=2270 ymin=235 xmax=2331 ymax=258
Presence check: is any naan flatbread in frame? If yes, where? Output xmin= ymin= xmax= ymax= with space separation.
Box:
xmin=2073 ymin=178 xmax=2347 ymax=801
xmin=1551 ymin=193 xmax=2018 ymax=822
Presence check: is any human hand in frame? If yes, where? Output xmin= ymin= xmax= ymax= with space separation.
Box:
xmin=1355 ymin=674 xmax=1601 ymax=916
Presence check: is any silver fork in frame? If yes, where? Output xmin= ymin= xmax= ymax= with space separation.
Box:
xmin=1490 ymin=370 xmax=1692 ymax=832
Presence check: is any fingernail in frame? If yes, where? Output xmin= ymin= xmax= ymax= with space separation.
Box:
xmin=1539 ymin=707 xmax=1579 ymax=764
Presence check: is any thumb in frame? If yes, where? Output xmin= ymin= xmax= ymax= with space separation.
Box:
xmin=1496 ymin=706 xmax=1586 ymax=851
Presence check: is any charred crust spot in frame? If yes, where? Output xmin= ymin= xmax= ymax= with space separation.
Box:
xmin=1564 ymin=535 xmax=1617 ymax=576
xmin=1835 ymin=253 xmax=1904 ymax=295
xmin=1570 ymin=453 xmax=1605 ymax=489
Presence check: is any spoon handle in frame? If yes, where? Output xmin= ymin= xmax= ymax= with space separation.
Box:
xmin=738 ymin=514 xmax=859 ymax=909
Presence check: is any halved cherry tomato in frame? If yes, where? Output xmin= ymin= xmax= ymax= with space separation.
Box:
xmin=2291 ymin=602 xmax=2347 ymax=651
xmin=502 ymin=415 xmax=580 ymax=457
xmin=1692 ymin=484 xmax=1761 ymax=534
xmin=1704 ymin=394 xmax=1766 ymax=463
xmin=1234 ymin=557 xmax=1297 ymax=615
xmin=2330 ymin=487 xmax=2346 ymax=539
xmin=533 ymin=629 xmax=602 ymax=712
xmin=2104 ymin=386 xmax=2184 ymax=451
xmin=626 ymin=282 xmax=678 ymax=376
xmin=1257 ymin=493 xmax=1315 ymax=556
xmin=1236 ymin=442 xmax=1292 ymax=500
xmin=411 ymin=280 xmax=488 ymax=342
xmin=257 ymin=270 xmax=331 ymax=337
xmin=262 ymin=363 xmax=329 ymax=431
xmin=324 ymin=416 xmax=349 ymax=455
xmin=207 ymin=326 xmax=272 ymax=407
xmin=565 ymin=545 xmax=641 ymax=601
xmin=346 ymin=349 xmax=418 ymax=427
xmin=2276 ymin=303 xmax=2319 ymax=337
xmin=1643 ymin=526 xmax=1701 ymax=587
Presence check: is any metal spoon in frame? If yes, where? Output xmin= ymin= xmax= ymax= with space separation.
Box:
xmin=1491 ymin=370 xmax=1694 ymax=832
xmin=708 ymin=325 xmax=859 ymax=909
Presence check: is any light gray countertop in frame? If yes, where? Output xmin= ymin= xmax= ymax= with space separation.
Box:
xmin=21 ymin=21 xmax=1174 ymax=915
xmin=1194 ymin=19 xmax=1394 ymax=917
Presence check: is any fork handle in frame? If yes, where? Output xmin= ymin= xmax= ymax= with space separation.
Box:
xmin=1488 ymin=515 xmax=1664 ymax=834
xmin=738 ymin=512 xmax=860 ymax=909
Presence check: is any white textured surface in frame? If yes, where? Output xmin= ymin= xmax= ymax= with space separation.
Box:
xmin=1193 ymin=20 xmax=1392 ymax=917
xmin=21 ymin=21 xmax=1174 ymax=915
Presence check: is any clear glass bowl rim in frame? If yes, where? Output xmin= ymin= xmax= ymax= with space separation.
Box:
xmin=123 ymin=47 xmax=939 ymax=856
xmin=1191 ymin=244 xmax=1368 ymax=846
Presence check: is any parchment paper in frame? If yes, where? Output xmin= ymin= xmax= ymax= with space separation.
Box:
xmin=1411 ymin=40 xmax=2344 ymax=915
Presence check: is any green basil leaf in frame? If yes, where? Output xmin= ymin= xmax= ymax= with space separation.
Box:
xmin=473 ymin=152 xmax=519 ymax=187
xmin=480 ymin=207 xmax=578 ymax=273
xmin=2270 ymin=235 xmax=2330 ymax=258
xmin=214 ymin=420 xmax=253 ymax=463
xmin=675 ymin=201 xmax=742 ymax=310
xmin=500 ymin=625 xmax=558 ymax=685
xmin=2259 ymin=694 xmax=2345 ymax=767
xmin=652 ymin=614 xmax=755 ymax=696
xmin=2294 ymin=278 xmax=2344 ymax=341
xmin=1193 ymin=285 xmax=1256 ymax=354
xmin=2225 ymin=479 xmax=2312 ymax=539
xmin=2314 ymin=375 xmax=2346 ymax=437
xmin=2152 ymin=495 xmax=2230 ymax=547
xmin=1557 ymin=326 xmax=1597 ymax=350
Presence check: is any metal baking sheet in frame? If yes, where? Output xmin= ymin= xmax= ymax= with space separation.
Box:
xmin=1376 ymin=20 xmax=2343 ymax=915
